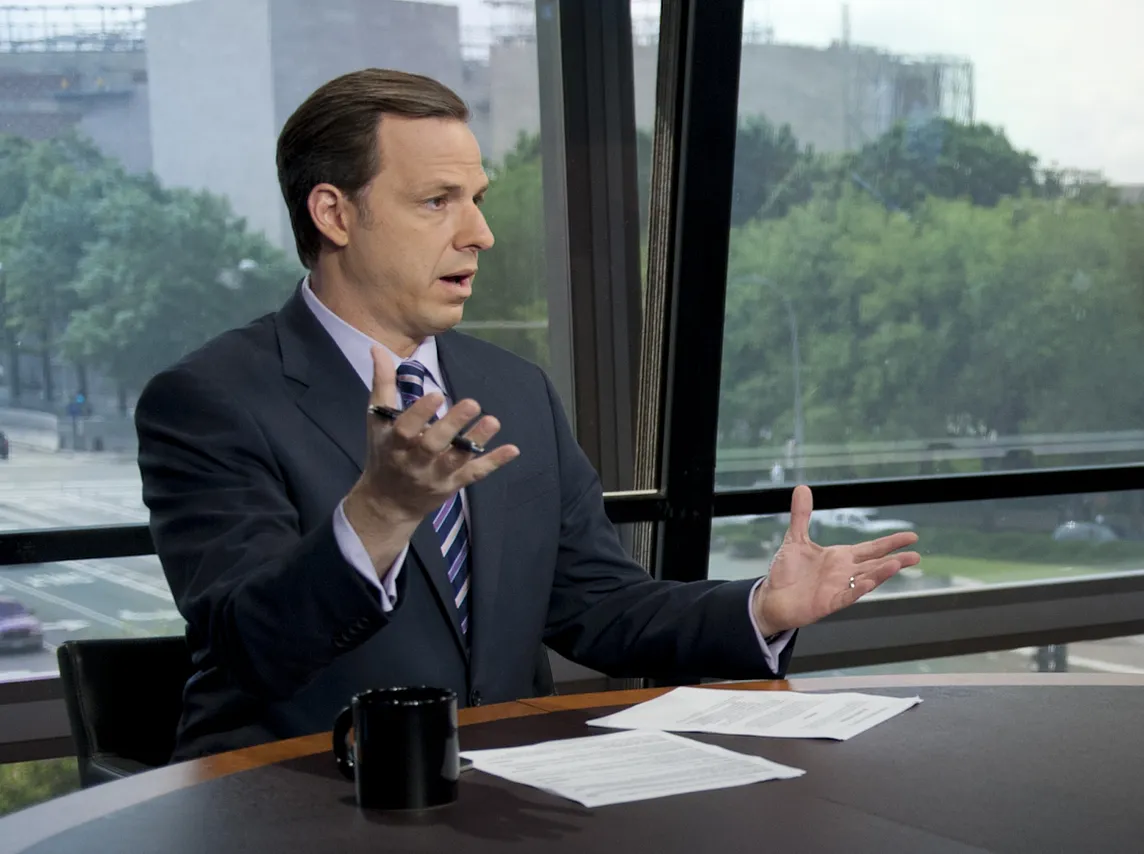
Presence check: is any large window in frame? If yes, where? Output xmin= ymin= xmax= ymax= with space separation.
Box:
xmin=717 ymin=0 xmax=1144 ymax=489
xmin=702 ymin=0 xmax=1144 ymax=674
xmin=1 ymin=0 xmax=556 ymax=433
xmin=0 ymin=0 xmax=567 ymax=682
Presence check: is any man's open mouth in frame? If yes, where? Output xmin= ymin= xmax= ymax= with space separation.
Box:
xmin=440 ymin=271 xmax=475 ymax=287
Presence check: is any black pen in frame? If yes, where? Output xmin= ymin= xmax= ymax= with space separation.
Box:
xmin=368 ymin=404 xmax=487 ymax=455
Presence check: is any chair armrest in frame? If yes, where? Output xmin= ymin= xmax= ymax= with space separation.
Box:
xmin=81 ymin=754 xmax=156 ymax=787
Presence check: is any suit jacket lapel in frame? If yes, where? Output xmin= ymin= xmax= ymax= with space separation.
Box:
xmin=275 ymin=289 xmax=468 ymax=657
xmin=276 ymin=288 xmax=369 ymax=472
xmin=410 ymin=521 xmax=466 ymax=651
xmin=436 ymin=331 xmax=512 ymax=677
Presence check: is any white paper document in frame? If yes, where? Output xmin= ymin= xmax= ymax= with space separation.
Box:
xmin=587 ymin=687 xmax=921 ymax=741
xmin=460 ymin=729 xmax=804 ymax=808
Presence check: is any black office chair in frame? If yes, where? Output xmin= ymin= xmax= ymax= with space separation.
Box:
xmin=56 ymin=636 xmax=193 ymax=787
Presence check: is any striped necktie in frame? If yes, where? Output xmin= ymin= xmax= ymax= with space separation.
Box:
xmin=396 ymin=360 xmax=471 ymax=637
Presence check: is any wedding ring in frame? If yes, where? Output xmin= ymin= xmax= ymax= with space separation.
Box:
xmin=848 ymin=575 xmax=856 ymax=590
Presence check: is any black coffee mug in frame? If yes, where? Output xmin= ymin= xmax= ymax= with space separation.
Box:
xmin=333 ymin=686 xmax=460 ymax=810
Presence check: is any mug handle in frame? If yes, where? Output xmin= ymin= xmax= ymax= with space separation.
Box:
xmin=332 ymin=705 xmax=355 ymax=780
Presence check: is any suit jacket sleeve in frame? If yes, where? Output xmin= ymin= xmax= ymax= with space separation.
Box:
xmin=136 ymin=365 xmax=390 ymax=701
xmin=540 ymin=374 xmax=796 ymax=681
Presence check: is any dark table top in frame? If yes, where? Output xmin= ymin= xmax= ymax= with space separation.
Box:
xmin=4 ymin=674 xmax=1143 ymax=854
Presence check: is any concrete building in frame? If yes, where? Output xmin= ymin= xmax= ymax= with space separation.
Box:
xmin=479 ymin=35 xmax=974 ymax=162
xmin=1 ymin=2 xmax=976 ymax=248
xmin=145 ymin=0 xmax=467 ymax=253
xmin=0 ymin=8 xmax=151 ymax=173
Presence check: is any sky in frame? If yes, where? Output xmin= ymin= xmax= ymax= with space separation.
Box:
xmin=23 ymin=0 xmax=1144 ymax=182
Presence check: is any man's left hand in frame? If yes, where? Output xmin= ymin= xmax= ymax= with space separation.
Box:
xmin=752 ymin=485 xmax=921 ymax=636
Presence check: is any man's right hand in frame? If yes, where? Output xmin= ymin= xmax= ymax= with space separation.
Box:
xmin=343 ymin=346 xmax=520 ymax=570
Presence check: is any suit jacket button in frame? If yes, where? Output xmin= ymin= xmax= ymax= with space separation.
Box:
xmin=469 ymin=690 xmax=482 ymax=707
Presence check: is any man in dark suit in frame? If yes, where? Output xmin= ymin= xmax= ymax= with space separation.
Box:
xmin=136 ymin=69 xmax=920 ymax=760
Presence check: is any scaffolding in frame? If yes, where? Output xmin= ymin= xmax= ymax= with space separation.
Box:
xmin=835 ymin=1 xmax=973 ymax=149
xmin=467 ymin=1 xmax=774 ymax=57
xmin=0 ymin=5 xmax=145 ymax=52
xmin=843 ymin=45 xmax=975 ymax=149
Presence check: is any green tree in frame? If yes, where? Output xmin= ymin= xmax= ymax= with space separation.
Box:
xmin=469 ymin=132 xmax=549 ymax=366
xmin=0 ymin=133 xmax=119 ymax=402
xmin=839 ymin=118 xmax=1042 ymax=213
xmin=722 ymin=189 xmax=1144 ymax=457
xmin=61 ymin=184 xmax=299 ymax=394
xmin=0 ymin=132 xmax=302 ymax=407
xmin=718 ymin=117 xmax=1143 ymax=462
xmin=636 ymin=116 xmax=822 ymax=233
xmin=730 ymin=116 xmax=822 ymax=226
xmin=0 ymin=758 xmax=79 ymax=817
xmin=0 ymin=136 xmax=36 ymax=219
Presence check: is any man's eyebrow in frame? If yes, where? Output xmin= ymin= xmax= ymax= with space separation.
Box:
xmin=415 ymin=182 xmax=490 ymax=198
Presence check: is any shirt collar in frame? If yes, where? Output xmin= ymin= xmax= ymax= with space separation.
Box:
xmin=299 ymin=275 xmax=445 ymax=396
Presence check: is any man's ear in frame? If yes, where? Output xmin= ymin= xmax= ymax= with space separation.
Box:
xmin=308 ymin=183 xmax=352 ymax=251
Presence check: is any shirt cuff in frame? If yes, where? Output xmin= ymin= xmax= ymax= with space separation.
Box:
xmin=748 ymin=576 xmax=794 ymax=673
xmin=333 ymin=499 xmax=405 ymax=612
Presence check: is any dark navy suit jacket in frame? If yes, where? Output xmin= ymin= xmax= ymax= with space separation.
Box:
xmin=135 ymin=288 xmax=795 ymax=760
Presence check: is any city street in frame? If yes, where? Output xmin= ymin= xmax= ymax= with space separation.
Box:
xmin=0 ymin=450 xmax=180 ymax=681
xmin=3 ymin=449 xmax=1143 ymax=682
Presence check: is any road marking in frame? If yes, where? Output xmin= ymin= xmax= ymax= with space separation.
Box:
xmin=0 ymin=503 xmax=83 ymax=529
xmin=41 ymin=620 xmax=91 ymax=632
xmin=0 ymin=575 xmax=147 ymax=635
xmin=116 ymin=609 xmax=182 ymax=622
xmin=23 ymin=571 xmax=96 ymax=589
xmin=3 ymin=560 xmax=175 ymax=603
xmin=71 ymin=560 xmax=173 ymax=601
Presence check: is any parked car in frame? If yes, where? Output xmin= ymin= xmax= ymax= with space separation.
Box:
xmin=0 ymin=429 xmax=8 ymax=460
xmin=0 ymin=597 xmax=44 ymax=653
xmin=812 ymin=508 xmax=916 ymax=534
xmin=1052 ymin=521 xmax=1118 ymax=544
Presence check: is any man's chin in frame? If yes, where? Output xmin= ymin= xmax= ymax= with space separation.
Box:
xmin=427 ymin=305 xmax=465 ymax=334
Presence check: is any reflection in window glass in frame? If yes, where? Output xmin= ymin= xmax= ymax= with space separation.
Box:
xmin=717 ymin=0 xmax=1144 ymax=487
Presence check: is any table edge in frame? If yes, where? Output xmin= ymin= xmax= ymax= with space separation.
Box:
xmin=3 ymin=672 xmax=1141 ymax=852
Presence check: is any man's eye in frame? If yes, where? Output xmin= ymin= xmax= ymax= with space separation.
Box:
xmin=427 ymin=197 xmax=447 ymax=210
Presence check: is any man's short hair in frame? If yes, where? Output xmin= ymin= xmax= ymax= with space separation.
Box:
xmin=276 ymin=69 xmax=470 ymax=268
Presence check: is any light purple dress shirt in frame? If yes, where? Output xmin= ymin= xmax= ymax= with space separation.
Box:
xmin=300 ymin=277 xmax=792 ymax=672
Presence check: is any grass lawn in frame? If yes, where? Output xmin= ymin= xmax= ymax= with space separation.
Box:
xmin=917 ymin=554 xmax=1112 ymax=585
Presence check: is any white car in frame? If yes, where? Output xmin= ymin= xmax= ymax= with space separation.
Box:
xmin=1052 ymin=521 xmax=1117 ymax=543
xmin=770 ymin=507 xmax=916 ymax=534
xmin=812 ymin=508 xmax=916 ymax=534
